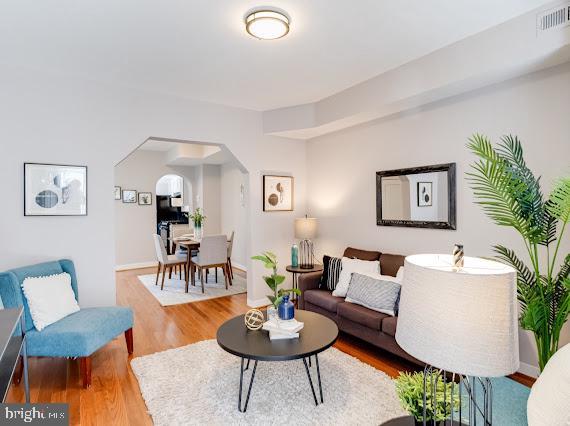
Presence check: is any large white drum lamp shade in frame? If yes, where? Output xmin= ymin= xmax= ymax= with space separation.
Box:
xmin=396 ymin=254 xmax=519 ymax=378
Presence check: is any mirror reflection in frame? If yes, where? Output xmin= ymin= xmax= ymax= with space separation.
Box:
xmin=380 ymin=171 xmax=449 ymax=222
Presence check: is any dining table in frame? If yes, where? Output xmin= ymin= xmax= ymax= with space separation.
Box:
xmin=171 ymin=235 xmax=232 ymax=289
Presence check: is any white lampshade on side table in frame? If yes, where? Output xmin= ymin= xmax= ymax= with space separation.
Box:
xmin=396 ymin=254 xmax=519 ymax=425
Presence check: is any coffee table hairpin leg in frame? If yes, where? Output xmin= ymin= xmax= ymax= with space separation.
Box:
xmin=238 ymin=358 xmax=258 ymax=413
xmin=303 ymin=353 xmax=324 ymax=406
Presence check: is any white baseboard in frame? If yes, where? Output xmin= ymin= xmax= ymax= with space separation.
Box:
xmin=115 ymin=261 xmax=157 ymax=271
xmin=247 ymin=297 xmax=269 ymax=308
xmin=518 ymin=362 xmax=540 ymax=378
xmin=230 ymin=261 xmax=247 ymax=272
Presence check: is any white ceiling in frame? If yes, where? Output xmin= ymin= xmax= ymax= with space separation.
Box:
xmin=138 ymin=140 xmax=236 ymax=166
xmin=1 ymin=0 xmax=552 ymax=110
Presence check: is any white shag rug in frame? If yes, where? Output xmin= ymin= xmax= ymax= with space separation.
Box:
xmin=137 ymin=273 xmax=247 ymax=306
xmin=131 ymin=339 xmax=406 ymax=425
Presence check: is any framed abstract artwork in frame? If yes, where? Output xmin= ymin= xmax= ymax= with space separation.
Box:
xmin=263 ymin=175 xmax=294 ymax=212
xmin=138 ymin=192 xmax=152 ymax=205
xmin=24 ymin=163 xmax=88 ymax=216
xmin=417 ymin=182 xmax=433 ymax=207
xmin=122 ymin=190 xmax=137 ymax=203
xmin=114 ymin=186 xmax=122 ymax=200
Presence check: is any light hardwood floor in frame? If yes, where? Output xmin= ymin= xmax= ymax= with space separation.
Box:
xmin=6 ymin=266 xmax=533 ymax=425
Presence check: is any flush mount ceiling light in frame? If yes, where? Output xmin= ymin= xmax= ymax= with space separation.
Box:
xmin=245 ymin=9 xmax=290 ymax=40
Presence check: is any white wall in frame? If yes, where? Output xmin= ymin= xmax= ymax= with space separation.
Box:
xmin=306 ymin=63 xmax=570 ymax=375
xmin=220 ymin=163 xmax=248 ymax=269
xmin=200 ymin=164 xmax=221 ymax=235
xmin=114 ymin=150 xmax=197 ymax=267
xmin=0 ymin=65 xmax=306 ymax=308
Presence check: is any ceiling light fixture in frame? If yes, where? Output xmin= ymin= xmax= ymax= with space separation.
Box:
xmin=245 ymin=9 xmax=290 ymax=40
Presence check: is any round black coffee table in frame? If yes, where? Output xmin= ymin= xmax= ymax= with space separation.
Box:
xmin=217 ymin=309 xmax=338 ymax=412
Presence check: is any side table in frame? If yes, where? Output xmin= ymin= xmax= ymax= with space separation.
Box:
xmin=0 ymin=307 xmax=30 ymax=403
xmin=286 ymin=264 xmax=323 ymax=302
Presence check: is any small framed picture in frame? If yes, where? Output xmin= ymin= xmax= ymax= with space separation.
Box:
xmin=138 ymin=192 xmax=152 ymax=205
xmin=24 ymin=163 xmax=87 ymax=216
xmin=122 ymin=190 xmax=137 ymax=203
xmin=114 ymin=186 xmax=121 ymax=200
xmin=417 ymin=182 xmax=433 ymax=207
xmin=263 ymin=175 xmax=294 ymax=212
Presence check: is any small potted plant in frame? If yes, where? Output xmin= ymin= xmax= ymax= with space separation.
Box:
xmin=252 ymin=251 xmax=300 ymax=320
xmin=395 ymin=371 xmax=459 ymax=425
xmin=189 ymin=207 xmax=206 ymax=239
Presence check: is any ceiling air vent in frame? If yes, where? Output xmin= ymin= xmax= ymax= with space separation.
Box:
xmin=537 ymin=3 xmax=570 ymax=33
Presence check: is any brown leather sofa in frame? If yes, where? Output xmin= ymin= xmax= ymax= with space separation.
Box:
xmin=298 ymin=247 xmax=420 ymax=365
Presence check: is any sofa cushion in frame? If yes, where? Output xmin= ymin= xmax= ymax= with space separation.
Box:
xmin=381 ymin=316 xmax=398 ymax=337
xmin=303 ymin=289 xmax=344 ymax=313
xmin=26 ymin=306 xmax=133 ymax=357
xmin=380 ymin=254 xmax=406 ymax=277
xmin=319 ymin=255 xmax=342 ymax=291
xmin=344 ymin=247 xmax=381 ymax=261
xmin=337 ymin=302 xmax=388 ymax=330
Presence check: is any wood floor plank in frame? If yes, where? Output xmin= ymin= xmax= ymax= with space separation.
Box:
xmin=5 ymin=266 xmax=535 ymax=425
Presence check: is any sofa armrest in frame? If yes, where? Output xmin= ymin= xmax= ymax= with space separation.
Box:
xmin=298 ymin=271 xmax=323 ymax=310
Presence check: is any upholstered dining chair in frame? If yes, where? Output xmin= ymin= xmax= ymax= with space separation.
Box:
xmin=227 ymin=231 xmax=235 ymax=280
xmin=152 ymin=234 xmax=187 ymax=290
xmin=0 ymin=259 xmax=133 ymax=389
xmin=191 ymin=235 xmax=231 ymax=293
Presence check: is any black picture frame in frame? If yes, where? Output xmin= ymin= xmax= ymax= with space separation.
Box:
xmin=138 ymin=192 xmax=152 ymax=205
xmin=376 ymin=163 xmax=456 ymax=230
xmin=417 ymin=181 xmax=433 ymax=207
xmin=122 ymin=189 xmax=137 ymax=204
xmin=24 ymin=162 xmax=88 ymax=216
xmin=114 ymin=186 xmax=122 ymax=200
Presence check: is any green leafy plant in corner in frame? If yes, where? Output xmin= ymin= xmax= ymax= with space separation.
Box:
xmin=395 ymin=371 xmax=460 ymax=422
xmin=467 ymin=134 xmax=570 ymax=370
xmin=251 ymin=251 xmax=301 ymax=308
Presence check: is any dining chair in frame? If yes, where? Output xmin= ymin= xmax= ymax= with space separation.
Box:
xmin=227 ymin=231 xmax=235 ymax=280
xmin=190 ymin=235 xmax=230 ymax=293
xmin=152 ymin=234 xmax=187 ymax=290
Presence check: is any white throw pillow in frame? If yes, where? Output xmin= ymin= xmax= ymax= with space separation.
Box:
xmin=332 ymin=257 xmax=380 ymax=297
xmin=396 ymin=266 xmax=404 ymax=283
xmin=21 ymin=272 xmax=80 ymax=331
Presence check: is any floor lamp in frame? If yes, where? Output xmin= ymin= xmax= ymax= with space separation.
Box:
xmin=396 ymin=254 xmax=519 ymax=425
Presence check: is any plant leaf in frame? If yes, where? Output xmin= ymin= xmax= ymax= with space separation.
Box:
xmin=546 ymin=178 xmax=570 ymax=224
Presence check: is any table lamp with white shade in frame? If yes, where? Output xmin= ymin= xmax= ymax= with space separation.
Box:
xmin=294 ymin=216 xmax=318 ymax=269
xmin=396 ymin=254 xmax=519 ymax=425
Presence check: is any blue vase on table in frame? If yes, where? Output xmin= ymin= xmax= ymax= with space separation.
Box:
xmin=278 ymin=295 xmax=295 ymax=320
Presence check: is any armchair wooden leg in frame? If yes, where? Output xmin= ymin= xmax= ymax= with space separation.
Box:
xmin=215 ymin=267 xmax=218 ymax=283
xmin=12 ymin=356 xmax=23 ymax=385
xmin=155 ymin=262 xmax=161 ymax=285
xmin=80 ymin=356 xmax=92 ymax=389
xmin=161 ymin=264 xmax=166 ymax=290
xmin=168 ymin=266 xmax=172 ymax=279
xmin=125 ymin=328 xmax=134 ymax=354
xmin=200 ymin=268 xmax=205 ymax=294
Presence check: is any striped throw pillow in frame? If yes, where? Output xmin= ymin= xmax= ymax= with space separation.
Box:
xmin=319 ymin=255 xmax=342 ymax=291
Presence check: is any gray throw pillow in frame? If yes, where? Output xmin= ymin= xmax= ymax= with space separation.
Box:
xmin=345 ymin=273 xmax=401 ymax=316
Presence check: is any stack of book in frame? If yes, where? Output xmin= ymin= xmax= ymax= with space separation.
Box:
xmin=262 ymin=318 xmax=304 ymax=340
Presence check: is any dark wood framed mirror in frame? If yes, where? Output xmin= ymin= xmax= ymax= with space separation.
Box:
xmin=376 ymin=163 xmax=456 ymax=229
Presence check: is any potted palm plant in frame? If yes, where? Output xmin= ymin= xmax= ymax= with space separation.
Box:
xmin=467 ymin=134 xmax=570 ymax=370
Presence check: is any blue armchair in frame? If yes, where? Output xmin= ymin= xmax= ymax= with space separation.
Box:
xmin=0 ymin=259 xmax=133 ymax=388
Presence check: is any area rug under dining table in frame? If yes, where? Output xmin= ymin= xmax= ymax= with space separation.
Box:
xmin=137 ymin=272 xmax=247 ymax=306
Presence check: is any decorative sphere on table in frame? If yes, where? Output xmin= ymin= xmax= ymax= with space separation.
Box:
xmin=244 ymin=309 xmax=264 ymax=330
